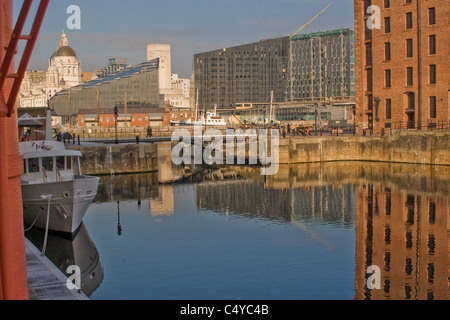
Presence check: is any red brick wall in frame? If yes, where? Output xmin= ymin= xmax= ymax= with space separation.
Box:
xmin=355 ymin=0 xmax=450 ymax=133
xmin=78 ymin=113 xmax=169 ymax=128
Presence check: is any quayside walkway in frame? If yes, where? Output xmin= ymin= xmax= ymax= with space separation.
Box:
xmin=25 ymin=239 xmax=88 ymax=300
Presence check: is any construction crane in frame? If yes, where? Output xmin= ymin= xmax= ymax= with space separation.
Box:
xmin=288 ymin=3 xmax=334 ymax=40
xmin=288 ymin=3 xmax=333 ymax=102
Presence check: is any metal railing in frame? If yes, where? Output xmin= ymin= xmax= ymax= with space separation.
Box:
xmin=373 ymin=120 xmax=450 ymax=136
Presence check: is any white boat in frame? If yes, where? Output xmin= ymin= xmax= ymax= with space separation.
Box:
xmin=20 ymin=111 xmax=99 ymax=235
xmin=194 ymin=111 xmax=227 ymax=127
xmin=192 ymin=90 xmax=226 ymax=127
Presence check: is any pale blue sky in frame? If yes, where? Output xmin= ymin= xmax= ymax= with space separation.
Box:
xmin=16 ymin=0 xmax=354 ymax=78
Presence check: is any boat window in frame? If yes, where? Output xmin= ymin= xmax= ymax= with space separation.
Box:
xmin=28 ymin=158 xmax=39 ymax=173
xmin=42 ymin=157 xmax=54 ymax=172
xmin=56 ymin=156 xmax=65 ymax=170
xmin=66 ymin=156 xmax=72 ymax=170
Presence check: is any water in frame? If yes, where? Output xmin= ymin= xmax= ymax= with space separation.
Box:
xmin=25 ymin=162 xmax=450 ymax=300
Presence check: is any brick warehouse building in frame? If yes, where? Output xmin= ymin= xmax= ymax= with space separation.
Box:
xmin=354 ymin=0 xmax=450 ymax=134
xmin=77 ymin=107 xmax=169 ymax=128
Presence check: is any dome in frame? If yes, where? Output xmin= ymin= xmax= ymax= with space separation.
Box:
xmin=50 ymin=32 xmax=77 ymax=59
xmin=53 ymin=46 xmax=77 ymax=58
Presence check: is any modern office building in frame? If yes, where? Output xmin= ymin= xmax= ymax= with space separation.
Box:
xmin=193 ymin=29 xmax=355 ymax=111
xmin=96 ymin=58 xmax=131 ymax=78
xmin=194 ymin=37 xmax=289 ymax=110
xmin=354 ymin=0 xmax=450 ymax=133
xmin=49 ymin=59 xmax=162 ymax=126
xmin=288 ymin=29 xmax=355 ymax=103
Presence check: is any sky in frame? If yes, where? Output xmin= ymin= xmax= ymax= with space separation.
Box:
xmin=15 ymin=0 xmax=355 ymax=78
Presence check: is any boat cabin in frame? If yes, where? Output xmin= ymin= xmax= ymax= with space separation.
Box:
xmin=20 ymin=141 xmax=83 ymax=184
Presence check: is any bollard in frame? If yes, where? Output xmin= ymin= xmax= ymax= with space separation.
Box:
xmin=136 ymin=135 xmax=140 ymax=144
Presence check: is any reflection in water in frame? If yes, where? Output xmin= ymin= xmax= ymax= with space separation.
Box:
xmin=355 ymin=184 xmax=449 ymax=300
xmin=150 ymin=185 xmax=175 ymax=216
xmin=25 ymin=223 xmax=104 ymax=297
xmin=195 ymin=163 xmax=450 ymax=300
xmin=27 ymin=161 xmax=449 ymax=300
xmin=94 ymin=172 xmax=159 ymax=203
xmin=197 ymin=180 xmax=355 ymax=227
xmin=117 ymin=201 xmax=122 ymax=236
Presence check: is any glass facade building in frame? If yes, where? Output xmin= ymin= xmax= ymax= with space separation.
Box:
xmin=49 ymin=59 xmax=162 ymax=125
xmin=194 ymin=29 xmax=355 ymax=111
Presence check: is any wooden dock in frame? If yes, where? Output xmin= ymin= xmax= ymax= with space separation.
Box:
xmin=25 ymin=239 xmax=89 ymax=300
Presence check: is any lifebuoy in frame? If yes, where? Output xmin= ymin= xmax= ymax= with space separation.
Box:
xmin=303 ymin=128 xmax=309 ymax=135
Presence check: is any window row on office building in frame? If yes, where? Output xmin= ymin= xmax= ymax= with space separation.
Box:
xmin=193 ymin=29 xmax=356 ymax=111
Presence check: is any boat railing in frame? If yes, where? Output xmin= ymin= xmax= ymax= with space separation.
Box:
xmin=42 ymin=167 xmax=48 ymax=184
xmin=56 ymin=166 xmax=62 ymax=182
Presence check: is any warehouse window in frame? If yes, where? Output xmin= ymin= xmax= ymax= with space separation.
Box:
xmin=406 ymin=39 xmax=413 ymax=58
xmin=430 ymin=96 xmax=437 ymax=119
xmin=407 ymin=67 xmax=414 ymax=86
xmin=386 ymin=99 xmax=392 ymax=119
xmin=385 ymin=69 xmax=391 ymax=88
xmin=428 ymin=7 xmax=436 ymax=25
xmin=429 ymin=65 xmax=436 ymax=84
xmin=406 ymin=12 xmax=413 ymax=29
xmin=429 ymin=35 xmax=436 ymax=55
xmin=385 ymin=42 xmax=391 ymax=61
xmin=384 ymin=17 xmax=391 ymax=33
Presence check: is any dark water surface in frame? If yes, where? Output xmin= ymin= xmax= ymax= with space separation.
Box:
xmin=26 ymin=162 xmax=450 ymax=300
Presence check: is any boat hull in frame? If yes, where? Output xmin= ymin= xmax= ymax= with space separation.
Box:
xmin=22 ymin=176 xmax=100 ymax=234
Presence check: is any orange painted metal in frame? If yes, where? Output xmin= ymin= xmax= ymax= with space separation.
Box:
xmin=0 ymin=0 xmax=49 ymax=118
xmin=0 ymin=0 xmax=29 ymax=300
xmin=0 ymin=0 xmax=48 ymax=300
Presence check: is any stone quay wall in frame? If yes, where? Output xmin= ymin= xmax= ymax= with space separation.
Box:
xmin=278 ymin=131 xmax=449 ymax=166
xmin=67 ymin=143 xmax=158 ymax=175
xmin=68 ymin=131 xmax=449 ymax=176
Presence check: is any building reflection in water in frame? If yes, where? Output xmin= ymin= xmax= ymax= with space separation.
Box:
xmin=150 ymin=185 xmax=175 ymax=216
xmin=94 ymin=172 xmax=159 ymax=204
xmin=36 ymin=160 xmax=447 ymax=300
xmin=197 ymin=180 xmax=355 ymax=227
xmin=195 ymin=162 xmax=450 ymax=300
xmin=355 ymin=184 xmax=449 ymax=300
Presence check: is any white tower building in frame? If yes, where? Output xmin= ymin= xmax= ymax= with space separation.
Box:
xmin=147 ymin=43 xmax=191 ymax=109
xmin=147 ymin=44 xmax=172 ymax=91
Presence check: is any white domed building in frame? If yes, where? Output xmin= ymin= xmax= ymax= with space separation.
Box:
xmin=19 ymin=32 xmax=82 ymax=108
